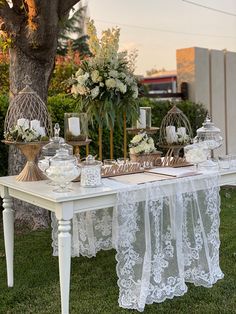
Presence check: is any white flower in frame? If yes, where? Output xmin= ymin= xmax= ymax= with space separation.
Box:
xmin=76 ymin=72 xmax=89 ymax=85
xmin=131 ymin=134 xmax=144 ymax=144
xmin=129 ymin=132 xmax=156 ymax=155
xmin=105 ymin=78 xmax=116 ymax=89
xmin=116 ymin=79 xmax=127 ymax=93
xmin=132 ymin=85 xmax=139 ymax=99
xmin=91 ymin=70 xmax=102 ymax=83
xmin=109 ymin=70 xmax=118 ymax=78
xmin=91 ymin=86 xmax=100 ymax=99
xmin=75 ymin=68 xmax=84 ymax=77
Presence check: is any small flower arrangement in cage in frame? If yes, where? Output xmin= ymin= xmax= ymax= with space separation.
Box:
xmin=4 ymin=118 xmax=48 ymax=143
xmin=4 ymin=76 xmax=52 ymax=143
xmin=3 ymin=76 xmax=52 ymax=181
xmin=129 ymin=132 xmax=162 ymax=168
xmin=159 ymin=105 xmax=192 ymax=147
xmin=159 ymin=105 xmax=192 ymax=167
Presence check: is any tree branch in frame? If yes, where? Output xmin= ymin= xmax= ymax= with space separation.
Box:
xmin=58 ymin=0 xmax=81 ymax=18
xmin=0 ymin=0 xmax=20 ymax=35
xmin=25 ymin=0 xmax=38 ymax=30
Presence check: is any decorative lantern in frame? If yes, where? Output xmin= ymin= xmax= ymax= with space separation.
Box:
xmin=4 ymin=76 xmax=52 ymax=141
xmin=3 ymin=76 xmax=52 ymax=181
xmin=64 ymin=112 xmax=88 ymax=142
xmin=159 ymin=105 xmax=192 ymax=167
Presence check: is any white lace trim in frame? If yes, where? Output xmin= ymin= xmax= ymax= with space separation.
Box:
xmin=51 ymin=173 xmax=223 ymax=312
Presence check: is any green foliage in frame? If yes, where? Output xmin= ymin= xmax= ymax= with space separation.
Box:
xmin=0 ymin=93 xmax=208 ymax=171
xmin=57 ymin=5 xmax=90 ymax=58
xmin=0 ymin=187 xmax=236 ymax=313
xmin=138 ymin=98 xmax=207 ymax=146
xmin=0 ymin=62 xmax=9 ymax=94
xmin=49 ymin=61 xmax=80 ymax=96
xmin=0 ymin=94 xmax=9 ymax=176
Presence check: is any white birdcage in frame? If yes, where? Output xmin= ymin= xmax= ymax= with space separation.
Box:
xmin=159 ymin=105 xmax=192 ymax=167
xmin=4 ymin=76 xmax=52 ymax=142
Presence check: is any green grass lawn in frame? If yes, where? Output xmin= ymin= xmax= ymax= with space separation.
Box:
xmin=0 ymin=187 xmax=236 ymax=314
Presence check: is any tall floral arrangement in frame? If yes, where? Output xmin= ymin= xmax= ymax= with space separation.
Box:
xmin=70 ymin=20 xmax=139 ymax=128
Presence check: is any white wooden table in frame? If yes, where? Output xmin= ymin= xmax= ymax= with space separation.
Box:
xmin=1 ymin=169 xmax=236 ymax=314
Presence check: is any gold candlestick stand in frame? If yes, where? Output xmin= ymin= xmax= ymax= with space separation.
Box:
xmin=3 ymin=141 xmax=47 ymax=181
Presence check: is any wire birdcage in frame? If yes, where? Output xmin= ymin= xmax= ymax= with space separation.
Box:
xmin=159 ymin=105 xmax=192 ymax=166
xmin=4 ymin=75 xmax=52 ymax=142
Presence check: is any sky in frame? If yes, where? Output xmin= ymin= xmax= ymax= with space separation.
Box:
xmin=85 ymin=0 xmax=236 ymax=75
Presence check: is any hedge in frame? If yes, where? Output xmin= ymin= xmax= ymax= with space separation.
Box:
xmin=0 ymin=93 xmax=207 ymax=175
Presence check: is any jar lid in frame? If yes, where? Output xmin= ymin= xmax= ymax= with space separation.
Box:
xmin=50 ymin=148 xmax=76 ymax=163
xmin=196 ymin=116 xmax=221 ymax=134
xmin=80 ymin=155 xmax=102 ymax=166
xmin=42 ymin=123 xmax=73 ymax=156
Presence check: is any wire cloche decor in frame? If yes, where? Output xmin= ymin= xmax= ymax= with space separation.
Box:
xmin=3 ymin=76 xmax=53 ymax=182
xmin=159 ymin=105 xmax=192 ymax=167
xmin=4 ymin=75 xmax=52 ymax=142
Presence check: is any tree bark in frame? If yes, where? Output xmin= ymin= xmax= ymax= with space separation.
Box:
xmin=0 ymin=0 xmax=81 ymax=229
xmin=8 ymin=47 xmax=56 ymax=230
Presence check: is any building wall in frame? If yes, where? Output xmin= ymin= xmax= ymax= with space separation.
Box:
xmin=177 ymin=47 xmax=236 ymax=156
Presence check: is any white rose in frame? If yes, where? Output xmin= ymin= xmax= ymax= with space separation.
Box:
xmin=116 ymin=79 xmax=127 ymax=94
xmin=76 ymin=72 xmax=89 ymax=85
xmin=91 ymin=70 xmax=101 ymax=83
xmin=131 ymin=134 xmax=143 ymax=144
xmin=91 ymin=86 xmax=100 ymax=99
xmin=105 ymin=78 xmax=116 ymax=89
xmin=109 ymin=70 xmax=118 ymax=78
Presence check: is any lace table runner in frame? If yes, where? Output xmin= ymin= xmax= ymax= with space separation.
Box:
xmin=51 ymin=173 xmax=223 ymax=312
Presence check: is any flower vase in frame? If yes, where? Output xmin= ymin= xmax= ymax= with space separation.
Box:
xmin=15 ymin=142 xmax=46 ymax=181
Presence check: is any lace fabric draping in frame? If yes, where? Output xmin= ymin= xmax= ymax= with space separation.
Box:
xmin=51 ymin=173 xmax=223 ymax=312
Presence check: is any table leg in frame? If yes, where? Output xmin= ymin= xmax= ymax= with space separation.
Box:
xmin=2 ymin=196 xmax=14 ymax=287
xmin=58 ymin=219 xmax=72 ymax=314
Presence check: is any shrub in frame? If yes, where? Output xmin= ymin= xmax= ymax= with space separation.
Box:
xmin=138 ymin=98 xmax=207 ymax=146
xmin=0 ymin=93 xmax=207 ymax=172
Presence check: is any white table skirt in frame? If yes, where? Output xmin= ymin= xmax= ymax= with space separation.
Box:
xmin=51 ymin=172 xmax=223 ymax=312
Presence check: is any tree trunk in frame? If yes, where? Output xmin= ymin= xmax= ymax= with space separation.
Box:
xmin=8 ymin=47 xmax=55 ymax=230
xmin=0 ymin=0 xmax=82 ymax=230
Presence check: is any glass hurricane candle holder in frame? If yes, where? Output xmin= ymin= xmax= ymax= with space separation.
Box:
xmin=64 ymin=113 xmax=88 ymax=142
xmin=133 ymin=107 xmax=152 ymax=129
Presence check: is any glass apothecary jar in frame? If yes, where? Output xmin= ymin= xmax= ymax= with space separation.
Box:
xmin=38 ymin=123 xmax=73 ymax=174
xmin=79 ymin=155 xmax=102 ymax=187
xmin=194 ymin=116 xmax=223 ymax=151
xmin=45 ymin=148 xmax=80 ymax=192
xmin=64 ymin=113 xmax=88 ymax=142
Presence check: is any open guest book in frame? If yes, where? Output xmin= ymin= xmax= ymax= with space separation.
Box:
xmin=108 ymin=166 xmax=200 ymax=185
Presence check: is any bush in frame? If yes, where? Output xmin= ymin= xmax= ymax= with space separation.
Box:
xmin=138 ymin=98 xmax=207 ymax=147
xmin=0 ymin=93 xmax=207 ymax=172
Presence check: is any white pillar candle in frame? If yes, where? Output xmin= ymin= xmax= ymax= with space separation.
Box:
xmin=166 ymin=125 xmax=177 ymax=144
xmin=17 ymin=118 xmax=29 ymax=129
xmin=177 ymin=127 xmax=186 ymax=136
xmin=30 ymin=119 xmax=41 ymax=130
xmin=137 ymin=109 xmax=146 ymax=129
xmin=38 ymin=127 xmax=46 ymax=137
xmin=68 ymin=117 xmax=80 ymax=136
